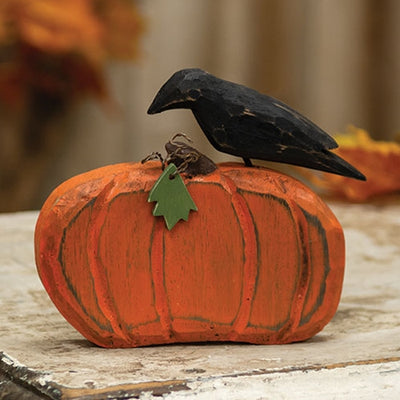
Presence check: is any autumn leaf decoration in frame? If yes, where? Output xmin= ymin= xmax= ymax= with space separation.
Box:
xmin=148 ymin=164 xmax=198 ymax=230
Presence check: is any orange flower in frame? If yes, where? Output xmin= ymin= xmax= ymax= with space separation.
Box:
xmin=0 ymin=0 xmax=144 ymax=107
xmin=8 ymin=0 xmax=103 ymax=61
xmin=301 ymin=126 xmax=400 ymax=202
xmin=96 ymin=0 xmax=145 ymax=60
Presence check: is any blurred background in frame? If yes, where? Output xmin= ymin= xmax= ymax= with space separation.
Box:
xmin=0 ymin=0 xmax=399 ymax=211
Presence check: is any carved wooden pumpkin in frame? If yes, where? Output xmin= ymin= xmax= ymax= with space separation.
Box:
xmin=35 ymin=161 xmax=345 ymax=348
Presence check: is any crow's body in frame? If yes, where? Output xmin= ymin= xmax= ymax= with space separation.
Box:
xmin=148 ymin=68 xmax=365 ymax=180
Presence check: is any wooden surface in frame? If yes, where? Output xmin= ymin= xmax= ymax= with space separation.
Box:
xmin=1 ymin=200 xmax=400 ymax=399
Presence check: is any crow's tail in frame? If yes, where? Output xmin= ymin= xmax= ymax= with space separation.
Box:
xmin=306 ymin=150 xmax=366 ymax=180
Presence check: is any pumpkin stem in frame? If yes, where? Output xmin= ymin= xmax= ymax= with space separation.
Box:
xmin=142 ymin=134 xmax=217 ymax=177
xmin=165 ymin=134 xmax=217 ymax=177
xmin=170 ymin=132 xmax=194 ymax=144
xmin=141 ymin=152 xmax=165 ymax=170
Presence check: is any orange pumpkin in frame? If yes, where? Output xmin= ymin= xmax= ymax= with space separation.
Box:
xmin=34 ymin=161 xmax=345 ymax=348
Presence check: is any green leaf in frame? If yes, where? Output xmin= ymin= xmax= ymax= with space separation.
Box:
xmin=148 ymin=163 xmax=197 ymax=230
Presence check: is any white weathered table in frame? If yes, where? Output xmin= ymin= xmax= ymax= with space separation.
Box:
xmin=1 ymin=201 xmax=400 ymax=399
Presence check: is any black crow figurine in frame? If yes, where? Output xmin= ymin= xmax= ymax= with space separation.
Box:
xmin=148 ymin=68 xmax=366 ymax=180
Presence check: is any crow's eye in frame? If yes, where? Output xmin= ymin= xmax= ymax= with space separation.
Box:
xmin=188 ymin=89 xmax=201 ymax=100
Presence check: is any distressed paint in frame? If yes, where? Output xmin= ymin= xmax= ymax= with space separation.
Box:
xmin=34 ymin=161 xmax=344 ymax=348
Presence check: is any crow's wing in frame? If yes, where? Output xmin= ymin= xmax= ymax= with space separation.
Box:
xmin=260 ymin=98 xmax=338 ymax=150
xmin=221 ymin=111 xmax=330 ymax=156
xmin=217 ymin=111 xmax=364 ymax=179
xmin=225 ymin=88 xmax=338 ymax=151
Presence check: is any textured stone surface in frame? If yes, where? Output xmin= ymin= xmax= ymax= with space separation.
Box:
xmin=0 ymin=201 xmax=400 ymax=399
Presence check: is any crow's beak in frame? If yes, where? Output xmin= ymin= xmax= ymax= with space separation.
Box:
xmin=147 ymin=95 xmax=163 ymax=114
xmin=147 ymin=94 xmax=191 ymax=114
xmin=147 ymin=93 xmax=179 ymax=114
xmin=148 ymin=81 xmax=195 ymax=114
